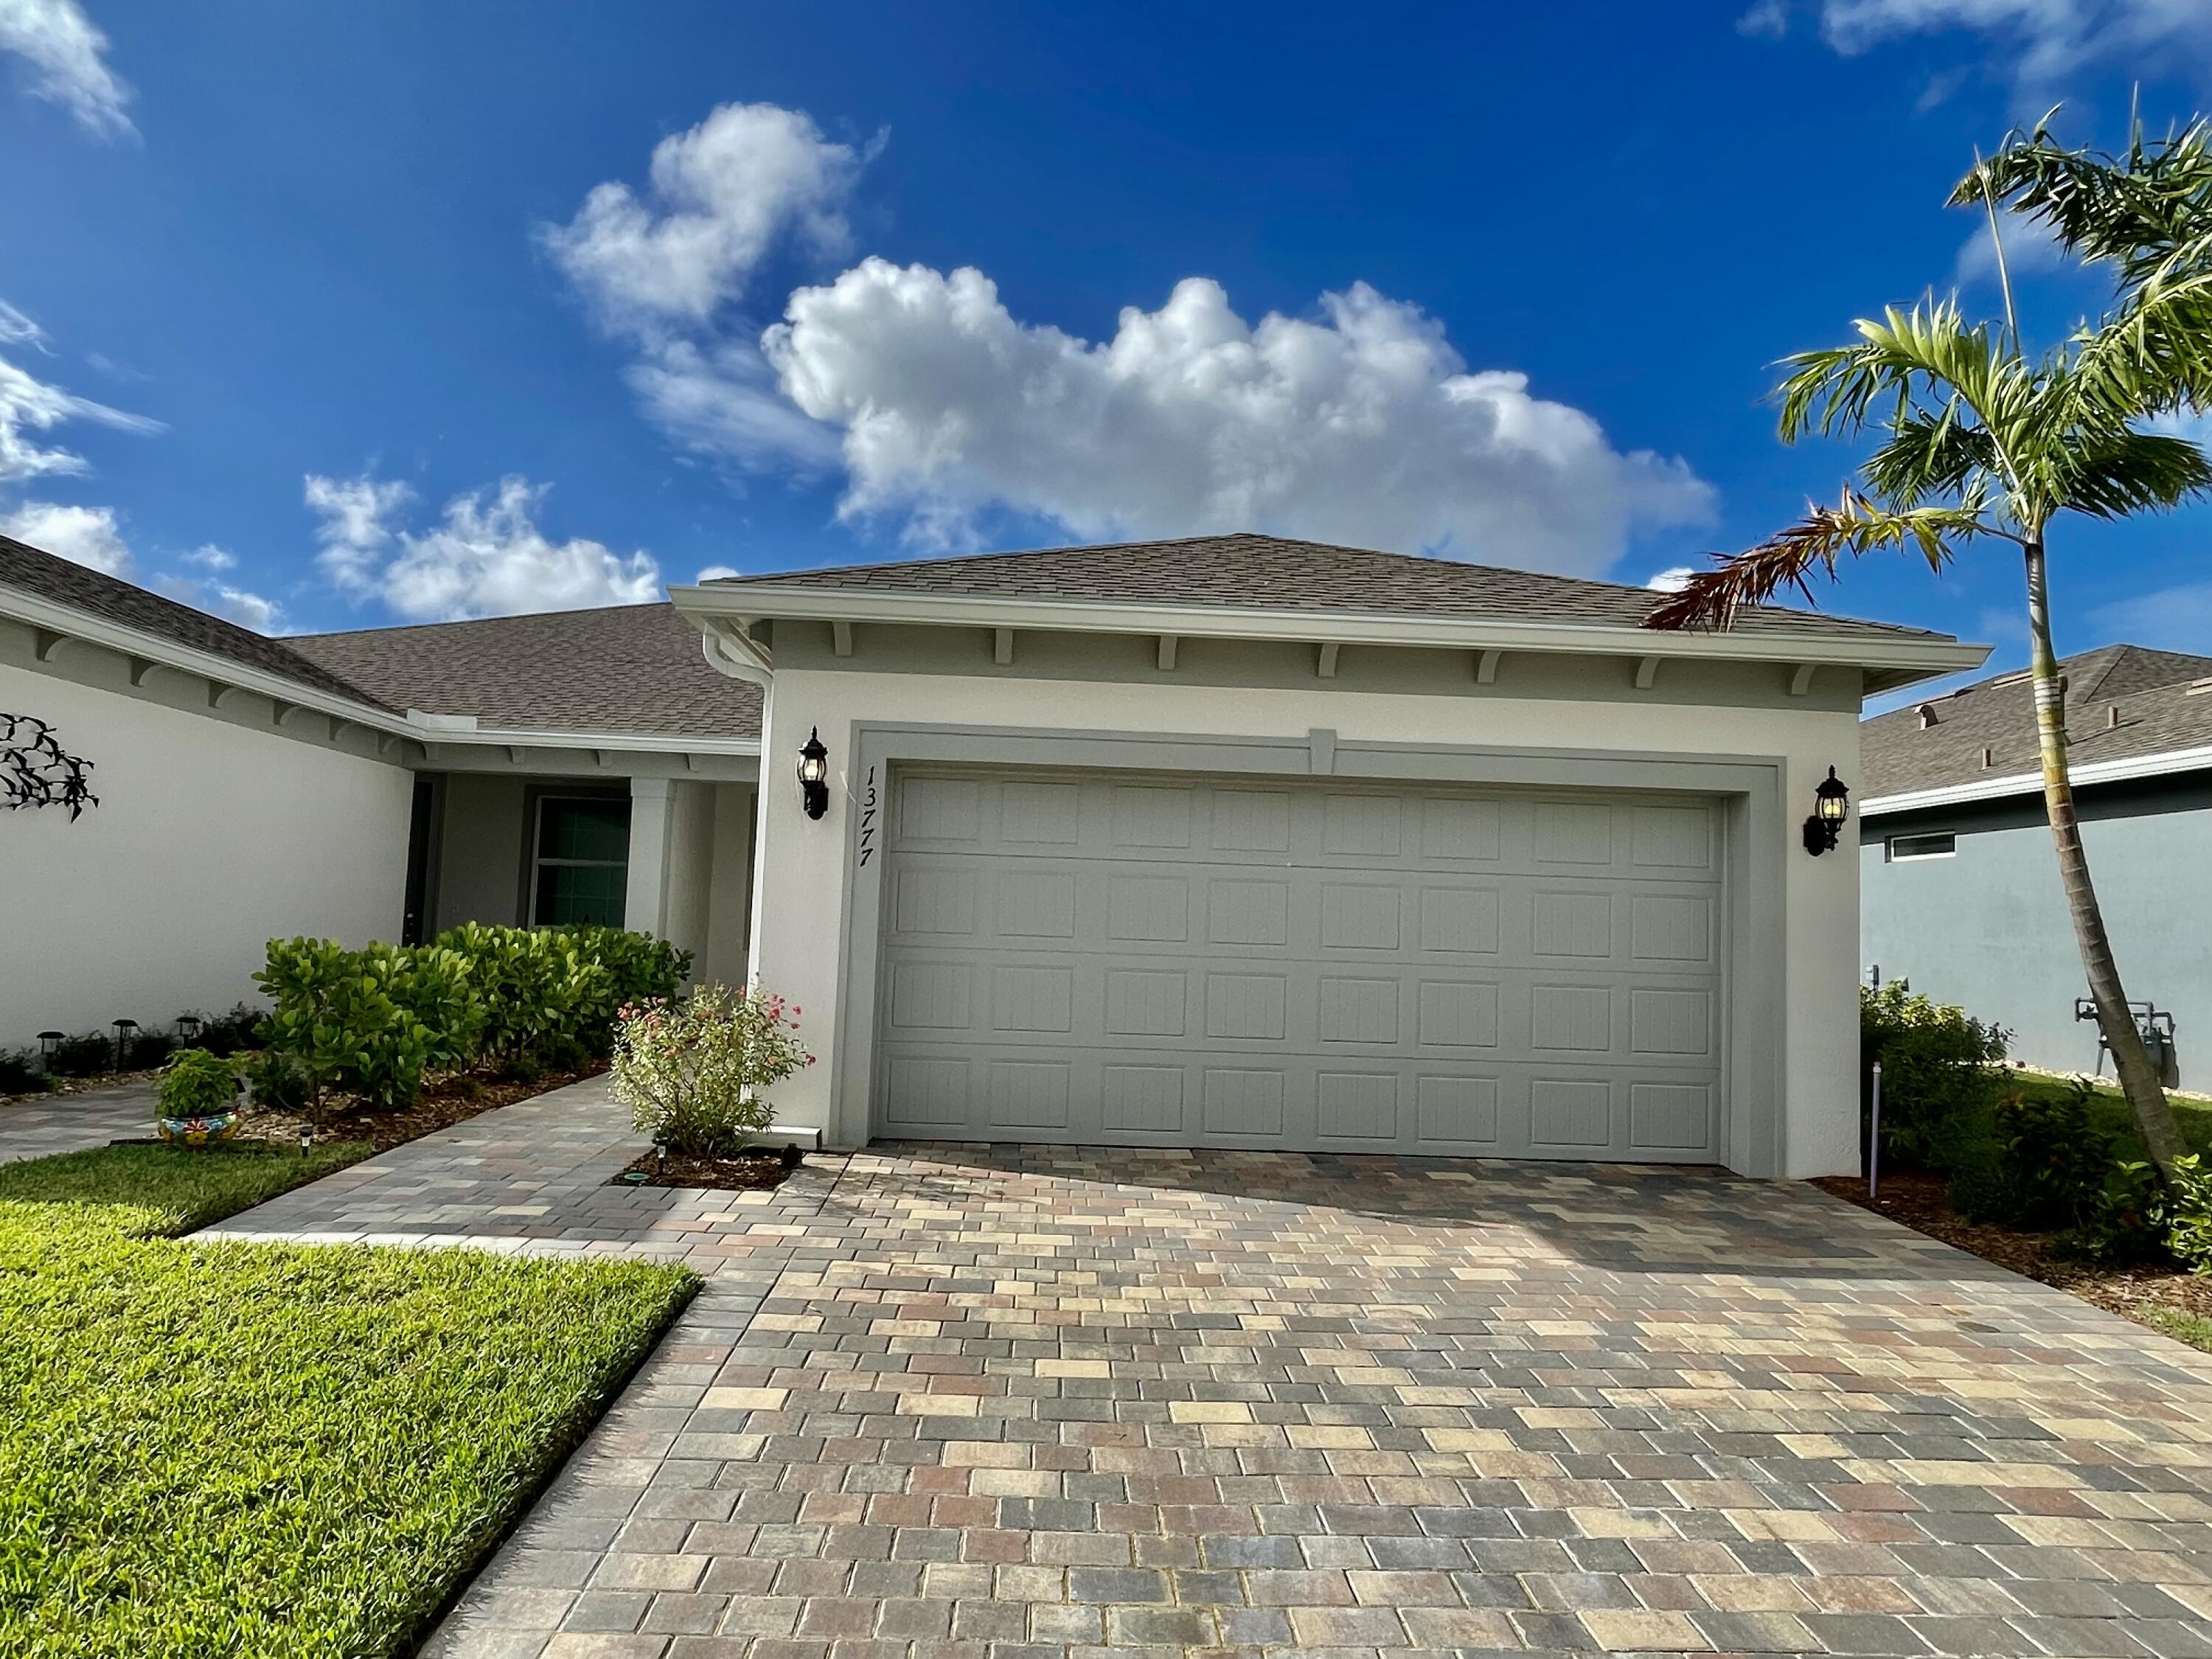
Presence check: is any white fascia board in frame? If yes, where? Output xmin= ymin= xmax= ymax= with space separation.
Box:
xmin=669 ymin=582 xmax=1990 ymax=681
xmin=1862 ymin=742 xmax=2212 ymax=815
xmin=1 ymin=583 xmax=759 ymax=758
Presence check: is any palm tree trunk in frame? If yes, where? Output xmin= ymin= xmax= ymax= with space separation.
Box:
xmin=2024 ymin=538 xmax=2188 ymax=1178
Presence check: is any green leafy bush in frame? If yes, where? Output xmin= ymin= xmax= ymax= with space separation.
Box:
xmin=434 ymin=922 xmax=608 ymax=1068
xmin=126 ymin=1032 xmax=176 ymax=1071
xmin=555 ymin=925 xmax=691 ymax=1052
xmin=612 ymin=984 xmax=811 ymax=1155
xmin=44 ymin=1032 xmax=116 ymax=1078
xmin=175 ymin=1004 xmax=265 ymax=1058
xmin=1987 ymin=1081 xmax=2115 ymax=1231
xmin=254 ymin=937 xmax=482 ymax=1108
xmin=2163 ymin=1155 xmax=2212 ymax=1273
xmin=154 ymin=1049 xmax=242 ymax=1120
xmin=0 ymin=1049 xmax=48 ymax=1094
xmin=1862 ymin=982 xmax=2009 ymax=1167
xmin=241 ymin=1049 xmax=311 ymax=1113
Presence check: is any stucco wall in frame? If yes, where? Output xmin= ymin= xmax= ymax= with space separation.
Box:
xmin=1863 ymin=777 xmax=2212 ymax=1090
xmin=740 ymin=662 xmax=1866 ymax=1176
xmin=0 ymin=661 xmax=413 ymax=1047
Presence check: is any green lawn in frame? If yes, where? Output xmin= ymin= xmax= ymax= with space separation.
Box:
xmin=2000 ymin=1069 xmax=2212 ymax=1154
xmin=0 ymin=1142 xmax=695 ymax=1658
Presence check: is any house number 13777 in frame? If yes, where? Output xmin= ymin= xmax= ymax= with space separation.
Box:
xmin=857 ymin=766 xmax=878 ymax=866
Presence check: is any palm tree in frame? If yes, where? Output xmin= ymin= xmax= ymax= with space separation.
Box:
xmin=1644 ymin=145 xmax=2212 ymax=1178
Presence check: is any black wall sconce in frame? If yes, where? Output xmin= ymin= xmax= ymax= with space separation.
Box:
xmin=1803 ymin=766 xmax=1851 ymax=855
xmin=797 ymin=727 xmax=830 ymax=821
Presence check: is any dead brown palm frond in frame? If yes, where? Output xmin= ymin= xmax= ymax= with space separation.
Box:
xmin=1644 ymin=490 xmax=1997 ymax=631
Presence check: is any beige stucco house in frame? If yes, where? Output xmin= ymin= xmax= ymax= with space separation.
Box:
xmin=1 ymin=531 xmax=1984 ymax=1177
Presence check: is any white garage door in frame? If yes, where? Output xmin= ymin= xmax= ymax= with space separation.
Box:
xmin=872 ymin=766 xmax=1725 ymax=1161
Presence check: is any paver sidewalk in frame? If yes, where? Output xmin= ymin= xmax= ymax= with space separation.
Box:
xmin=0 ymin=1079 xmax=158 ymax=1164
xmin=327 ymin=1102 xmax=2212 ymax=1659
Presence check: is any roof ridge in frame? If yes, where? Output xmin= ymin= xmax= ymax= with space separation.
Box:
xmin=290 ymin=597 xmax=670 ymax=643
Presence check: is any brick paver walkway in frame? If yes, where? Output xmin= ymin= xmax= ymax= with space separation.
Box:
xmin=0 ymin=1079 xmax=156 ymax=1164
xmin=322 ymin=1084 xmax=2212 ymax=1659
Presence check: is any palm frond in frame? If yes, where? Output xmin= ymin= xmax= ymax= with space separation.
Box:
xmin=1775 ymin=299 xmax=2020 ymax=445
xmin=2057 ymin=430 xmax=2212 ymax=519
xmin=1642 ymin=490 xmax=2000 ymax=633
xmin=2071 ymin=260 xmax=2212 ymax=416
xmin=1958 ymin=118 xmax=2212 ymax=285
xmin=1860 ymin=405 xmax=1999 ymax=507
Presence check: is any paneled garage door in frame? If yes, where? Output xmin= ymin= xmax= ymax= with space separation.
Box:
xmin=872 ymin=767 xmax=1725 ymax=1161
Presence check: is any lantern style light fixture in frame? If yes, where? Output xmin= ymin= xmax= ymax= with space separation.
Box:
xmin=36 ymin=1031 xmax=62 ymax=1064
xmin=796 ymin=727 xmax=830 ymax=821
xmin=111 ymin=1017 xmax=139 ymax=1069
xmin=175 ymin=1014 xmax=204 ymax=1046
xmin=1803 ymin=766 xmax=1851 ymax=856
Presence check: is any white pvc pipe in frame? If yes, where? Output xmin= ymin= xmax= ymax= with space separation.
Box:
xmin=1868 ymin=1061 xmax=1883 ymax=1200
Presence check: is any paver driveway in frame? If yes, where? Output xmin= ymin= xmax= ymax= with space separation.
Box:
xmin=228 ymin=1081 xmax=2212 ymax=1658
xmin=0 ymin=1079 xmax=156 ymax=1164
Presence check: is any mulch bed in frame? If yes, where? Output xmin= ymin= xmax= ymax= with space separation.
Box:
xmin=240 ymin=1062 xmax=608 ymax=1155
xmin=611 ymin=1147 xmax=799 ymax=1192
xmin=1814 ymin=1169 xmax=2212 ymax=1328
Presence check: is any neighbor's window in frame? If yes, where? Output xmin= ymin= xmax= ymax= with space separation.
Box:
xmin=1886 ymin=832 xmax=1956 ymax=863
xmin=531 ymin=796 xmax=630 ymax=925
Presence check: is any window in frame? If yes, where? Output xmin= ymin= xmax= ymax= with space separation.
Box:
xmin=531 ymin=796 xmax=630 ymax=925
xmin=1886 ymin=832 xmax=1956 ymax=863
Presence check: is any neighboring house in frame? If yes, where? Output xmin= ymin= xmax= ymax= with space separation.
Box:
xmin=1863 ymin=644 xmax=2212 ymax=1091
xmin=5 ymin=529 xmax=1982 ymax=1175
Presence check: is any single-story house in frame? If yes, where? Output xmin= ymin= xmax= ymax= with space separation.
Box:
xmin=1862 ymin=644 xmax=2212 ymax=1091
xmin=4 ymin=529 xmax=1983 ymax=1176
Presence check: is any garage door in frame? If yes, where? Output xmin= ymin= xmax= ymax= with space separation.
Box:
xmin=872 ymin=767 xmax=1725 ymax=1161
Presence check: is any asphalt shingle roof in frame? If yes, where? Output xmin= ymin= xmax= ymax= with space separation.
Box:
xmin=0 ymin=533 xmax=388 ymax=708
xmin=711 ymin=532 xmax=1949 ymax=643
xmin=289 ymin=603 xmax=762 ymax=740
xmin=1862 ymin=644 xmax=2212 ymax=799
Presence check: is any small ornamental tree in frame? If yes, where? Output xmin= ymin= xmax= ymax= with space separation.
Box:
xmin=611 ymin=985 xmax=813 ymax=1157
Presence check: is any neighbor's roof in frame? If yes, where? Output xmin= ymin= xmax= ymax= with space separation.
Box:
xmin=290 ymin=603 xmax=762 ymax=740
xmin=0 ymin=533 xmax=390 ymax=709
xmin=1863 ymin=644 xmax=2212 ymax=804
xmin=707 ymin=532 xmax=1950 ymax=643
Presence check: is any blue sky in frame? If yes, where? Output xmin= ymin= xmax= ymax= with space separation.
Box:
xmin=1 ymin=0 xmax=2210 ymax=690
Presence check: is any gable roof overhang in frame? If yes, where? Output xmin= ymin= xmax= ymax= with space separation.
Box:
xmin=670 ymin=582 xmax=1991 ymax=697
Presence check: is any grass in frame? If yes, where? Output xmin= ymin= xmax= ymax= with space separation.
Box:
xmin=1997 ymin=1068 xmax=2212 ymax=1155
xmin=0 ymin=1142 xmax=696 ymax=1658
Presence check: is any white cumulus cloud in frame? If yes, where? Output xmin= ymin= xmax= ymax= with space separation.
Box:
xmin=758 ymin=264 xmax=1714 ymax=569
xmin=305 ymin=472 xmax=662 ymax=622
xmin=552 ymin=102 xmax=1713 ymax=575
xmin=544 ymin=101 xmax=872 ymax=334
xmin=1646 ymin=566 xmax=1697 ymax=593
xmin=0 ymin=0 xmax=133 ymax=139
xmin=0 ymin=498 xmax=130 ymax=573
xmin=1750 ymin=0 xmax=2212 ymax=90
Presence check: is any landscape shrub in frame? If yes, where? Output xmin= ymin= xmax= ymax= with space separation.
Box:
xmin=125 ymin=1031 xmax=177 ymax=1071
xmin=554 ymin=925 xmax=691 ymax=1052
xmin=0 ymin=1049 xmax=47 ymax=1094
xmin=434 ymin=922 xmax=608 ymax=1069
xmin=175 ymin=1004 xmax=265 ymax=1058
xmin=154 ymin=1049 xmax=242 ymax=1121
xmin=612 ymin=984 xmax=811 ymax=1155
xmin=2163 ymin=1155 xmax=2212 ymax=1273
xmin=1986 ymin=1082 xmax=2115 ymax=1231
xmin=1861 ymin=982 xmax=2009 ymax=1167
xmin=240 ymin=1049 xmax=311 ymax=1113
xmin=255 ymin=938 xmax=481 ymax=1108
xmin=43 ymin=1032 xmax=116 ymax=1078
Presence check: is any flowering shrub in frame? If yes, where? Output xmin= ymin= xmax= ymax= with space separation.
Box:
xmin=610 ymin=984 xmax=813 ymax=1155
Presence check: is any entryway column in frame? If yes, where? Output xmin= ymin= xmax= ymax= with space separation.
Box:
xmin=623 ymin=777 xmax=672 ymax=936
